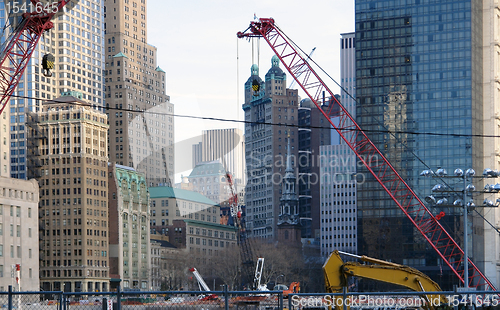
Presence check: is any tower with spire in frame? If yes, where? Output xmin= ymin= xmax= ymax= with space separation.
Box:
xmin=277 ymin=135 xmax=301 ymax=244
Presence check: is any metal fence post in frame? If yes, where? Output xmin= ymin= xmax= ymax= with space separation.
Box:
xmin=117 ymin=285 xmax=121 ymax=310
xmin=224 ymin=284 xmax=229 ymax=310
xmin=343 ymin=287 xmax=347 ymax=310
xmin=288 ymin=293 xmax=292 ymax=310
xmin=7 ymin=286 xmax=11 ymax=310
xmin=279 ymin=292 xmax=283 ymax=310
xmin=59 ymin=291 xmax=63 ymax=310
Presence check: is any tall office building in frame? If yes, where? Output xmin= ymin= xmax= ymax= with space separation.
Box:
xmin=193 ymin=128 xmax=246 ymax=188
xmin=297 ymin=99 xmax=331 ymax=240
xmin=104 ymin=0 xmax=174 ymax=187
xmin=481 ymin=0 xmax=500 ymax=289
xmin=0 ymin=177 xmax=39 ymax=292
xmin=0 ymin=106 xmax=9 ymax=177
xmin=3 ymin=0 xmax=104 ymax=180
xmin=320 ymin=32 xmax=357 ymax=256
xmin=28 ymin=95 xmax=109 ymax=292
xmin=108 ymin=163 xmax=150 ymax=291
xmin=355 ymin=0 xmax=495 ymax=289
xmin=243 ymin=56 xmax=299 ymax=239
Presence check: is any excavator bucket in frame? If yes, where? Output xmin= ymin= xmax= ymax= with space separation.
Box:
xmin=322 ymin=250 xmax=347 ymax=293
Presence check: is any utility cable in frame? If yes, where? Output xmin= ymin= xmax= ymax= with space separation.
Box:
xmin=272 ymin=22 xmax=488 ymax=238
xmin=9 ymin=93 xmax=500 ymax=139
xmin=473 ymin=209 xmax=500 ymax=236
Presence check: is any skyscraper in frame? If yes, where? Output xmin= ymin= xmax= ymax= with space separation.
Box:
xmin=104 ymin=0 xmax=174 ymax=187
xmin=28 ymin=95 xmax=109 ymax=292
xmin=297 ymin=98 xmax=331 ymax=239
xmin=243 ymin=56 xmax=299 ymax=239
xmin=320 ymin=32 xmax=357 ymax=256
xmin=355 ymin=0 xmax=494 ymax=289
xmin=3 ymin=0 xmax=104 ymax=180
xmin=198 ymin=128 xmax=245 ymax=188
xmin=0 ymin=104 xmax=9 ymax=177
xmin=108 ymin=163 xmax=150 ymax=291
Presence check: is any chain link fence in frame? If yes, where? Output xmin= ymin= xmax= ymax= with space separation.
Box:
xmin=5 ymin=287 xmax=500 ymax=310
xmin=1 ymin=286 xmax=284 ymax=310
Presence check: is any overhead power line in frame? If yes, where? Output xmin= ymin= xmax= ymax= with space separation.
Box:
xmin=9 ymin=93 xmax=500 ymax=139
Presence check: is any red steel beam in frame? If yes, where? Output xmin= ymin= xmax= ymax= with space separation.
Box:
xmin=238 ymin=17 xmax=495 ymax=290
xmin=0 ymin=0 xmax=72 ymax=116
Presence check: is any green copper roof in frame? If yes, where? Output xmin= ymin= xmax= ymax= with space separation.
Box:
xmin=188 ymin=161 xmax=225 ymax=178
xmin=149 ymin=186 xmax=218 ymax=206
xmin=155 ymin=66 xmax=165 ymax=73
xmin=113 ymin=52 xmax=128 ymax=58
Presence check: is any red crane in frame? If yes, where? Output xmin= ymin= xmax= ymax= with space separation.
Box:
xmin=225 ymin=172 xmax=256 ymax=289
xmin=237 ymin=17 xmax=495 ymax=290
xmin=0 ymin=0 xmax=72 ymax=116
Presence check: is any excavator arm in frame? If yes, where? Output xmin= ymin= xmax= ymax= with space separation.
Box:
xmin=323 ymin=250 xmax=447 ymax=310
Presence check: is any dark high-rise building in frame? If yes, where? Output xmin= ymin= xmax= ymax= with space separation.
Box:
xmin=355 ymin=0 xmax=490 ymax=289
xmin=297 ymin=99 xmax=331 ymax=239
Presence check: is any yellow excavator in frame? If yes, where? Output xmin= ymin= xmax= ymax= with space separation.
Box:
xmin=323 ymin=250 xmax=448 ymax=310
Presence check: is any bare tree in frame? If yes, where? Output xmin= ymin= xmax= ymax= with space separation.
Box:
xmin=256 ymin=241 xmax=305 ymax=288
xmin=209 ymin=246 xmax=241 ymax=290
xmin=161 ymin=249 xmax=191 ymax=290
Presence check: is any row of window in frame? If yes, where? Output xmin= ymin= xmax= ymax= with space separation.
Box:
xmin=189 ymin=237 xmax=236 ymax=248
xmin=188 ymin=228 xmax=235 ymax=239
xmin=0 ymin=245 xmax=31 ymax=259
xmin=0 ymin=265 xmax=33 ymax=279
xmin=0 ymin=205 xmax=32 ymax=217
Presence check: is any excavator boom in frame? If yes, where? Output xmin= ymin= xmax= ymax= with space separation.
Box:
xmin=323 ymin=250 xmax=447 ymax=310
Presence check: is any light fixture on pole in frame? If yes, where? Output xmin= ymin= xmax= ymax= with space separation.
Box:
xmin=421 ymin=167 xmax=498 ymax=289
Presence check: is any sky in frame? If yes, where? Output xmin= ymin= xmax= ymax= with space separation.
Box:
xmin=147 ymin=0 xmax=355 ymax=181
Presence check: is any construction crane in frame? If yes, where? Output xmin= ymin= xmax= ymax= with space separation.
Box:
xmin=0 ymin=0 xmax=72 ymax=116
xmin=323 ymin=250 xmax=447 ymax=310
xmin=225 ymin=171 xmax=257 ymax=290
xmin=189 ymin=268 xmax=218 ymax=300
xmin=190 ymin=267 xmax=211 ymax=292
xmin=237 ymin=17 xmax=496 ymax=291
xmin=288 ymin=47 xmax=316 ymax=89
xmin=254 ymin=257 xmax=269 ymax=291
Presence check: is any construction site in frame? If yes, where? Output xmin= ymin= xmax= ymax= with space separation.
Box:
xmin=1 ymin=0 xmax=500 ymax=309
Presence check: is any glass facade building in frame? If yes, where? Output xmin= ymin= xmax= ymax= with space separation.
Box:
xmin=355 ymin=0 xmax=484 ymax=290
xmin=2 ymin=0 xmax=104 ymax=180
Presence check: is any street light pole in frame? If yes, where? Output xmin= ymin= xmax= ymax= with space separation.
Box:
xmin=463 ymin=174 xmax=468 ymax=289
xmin=422 ymin=167 xmax=500 ymax=289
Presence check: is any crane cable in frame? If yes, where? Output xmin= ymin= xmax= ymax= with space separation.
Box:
xmin=271 ymin=22 xmax=482 ymax=236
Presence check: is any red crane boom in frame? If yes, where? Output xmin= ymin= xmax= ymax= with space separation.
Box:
xmin=0 ymin=0 xmax=72 ymax=116
xmin=237 ymin=17 xmax=495 ymax=290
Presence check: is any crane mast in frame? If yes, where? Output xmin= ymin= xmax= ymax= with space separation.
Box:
xmin=237 ymin=17 xmax=495 ymax=290
xmin=226 ymin=172 xmax=256 ymax=289
xmin=0 ymin=0 xmax=71 ymax=116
